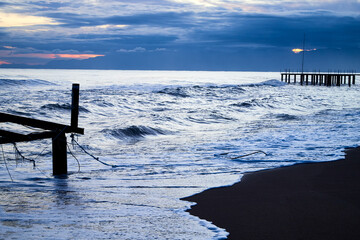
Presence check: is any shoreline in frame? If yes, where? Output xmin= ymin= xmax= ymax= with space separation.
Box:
xmin=182 ymin=147 xmax=360 ymax=239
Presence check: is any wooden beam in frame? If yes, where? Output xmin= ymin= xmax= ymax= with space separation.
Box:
xmin=0 ymin=112 xmax=84 ymax=135
xmin=0 ymin=129 xmax=56 ymax=144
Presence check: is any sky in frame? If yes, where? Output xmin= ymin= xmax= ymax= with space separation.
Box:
xmin=0 ymin=0 xmax=359 ymax=71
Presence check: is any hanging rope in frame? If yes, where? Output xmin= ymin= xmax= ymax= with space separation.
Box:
xmin=1 ymin=144 xmax=13 ymax=182
xmin=12 ymin=143 xmax=36 ymax=168
xmin=70 ymin=134 xmax=121 ymax=168
xmin=67 ymin=143 xmax=81 ymax=173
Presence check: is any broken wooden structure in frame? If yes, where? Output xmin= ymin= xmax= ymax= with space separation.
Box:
xmin=281 ymin=72 xmax=359 ymax=86
xmin=0 ymin=84 xmax=84 ymax=176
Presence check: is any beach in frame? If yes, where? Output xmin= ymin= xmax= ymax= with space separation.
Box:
xmin=1 ymin=70 xmax=360 ymax=239
xmin=183 ymin=147 xmax=360 ymax=239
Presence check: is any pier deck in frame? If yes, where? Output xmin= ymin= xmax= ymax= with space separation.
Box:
xmin=281 ymin=72 xmax=359 ymax=86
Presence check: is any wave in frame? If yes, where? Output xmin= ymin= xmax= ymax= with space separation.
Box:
xmin=41 ymin=103 xmax=90 ymax=112
xmin=274 ymin=113 xmax=299 ymax=121
xmin=156 ymin=84 xmax=246 ymax=98
xmin=6 ymin=109 xmax=33 ymax=117
xmin=231 ymin=100 xmax=256 ymax=108
xmin=156 ymin=87 xmax=190 ymax=97
xmin=0 ymin=78 xmax=55 ymax=87
xmin=102 ymin=126 xmax=168 ymax=139
xmin=242 ymin=79 xmax=287 ymax=87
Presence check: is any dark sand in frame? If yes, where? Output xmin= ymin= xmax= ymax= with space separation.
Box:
xmin=183 ymin=147 xmax=360 ymax=240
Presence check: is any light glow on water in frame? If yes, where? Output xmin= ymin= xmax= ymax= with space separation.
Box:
xmin=0 ymin=69 xmax=359 ymax=239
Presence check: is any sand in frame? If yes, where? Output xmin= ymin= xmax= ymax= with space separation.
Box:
xmin=183 ymin=147 xmax=360 ymax=240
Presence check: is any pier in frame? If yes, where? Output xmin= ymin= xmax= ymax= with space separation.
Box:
xmin=0 ymin=84 xmax=84 ymax=176
xmin=281 ymin=72 xmax=359 ymax=86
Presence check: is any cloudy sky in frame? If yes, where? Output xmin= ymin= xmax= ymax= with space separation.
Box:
xmin=0 ymin=0 xmax=359 ymax=71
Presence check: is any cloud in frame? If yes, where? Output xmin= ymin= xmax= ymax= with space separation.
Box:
xmin=4 ymin=53 xmax=104 ymax=60
xmin=117 ymin=47 xmax=146 ymax=53
xmin=0 ymin=60 xmax=10 ymax=65
xmin=105 ymin=11 xmax=195 ymax=28
xmin=116 ymin=47 xmax=167 ymax=53
xmin=0 ymin=0 xmax=359 ymax=70
xmin=0 ymin=11 xmax=60 ymax=27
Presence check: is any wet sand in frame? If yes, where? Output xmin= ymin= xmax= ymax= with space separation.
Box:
xmin=183 ymin=147 xmax=360 ymax=239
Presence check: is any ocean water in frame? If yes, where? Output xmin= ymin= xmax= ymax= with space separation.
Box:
xmin=0 ymin=69 xmax=359 ymax=239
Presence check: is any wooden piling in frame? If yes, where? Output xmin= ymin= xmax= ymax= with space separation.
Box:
xmin=71 ymin=83 xmax=80 ymax=129
xmin=52 ymin=132 xmax=67 ymax=176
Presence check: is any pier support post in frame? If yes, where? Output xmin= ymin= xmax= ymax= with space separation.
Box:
xmin=71 ymin=83 xmax=80 ymax=129
xmin=52 ymin=132 xmax=67 ymax=176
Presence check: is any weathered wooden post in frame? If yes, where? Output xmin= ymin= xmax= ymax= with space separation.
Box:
xmin=52 ymin=131 xmax=67 ymax=176
xmin=53 ymin=83 xmax=80 ymax=176
xmin=71 ymin=83 xmax=80 ymax=129
xmin=349 ymin=76 xmax=352 ymax=87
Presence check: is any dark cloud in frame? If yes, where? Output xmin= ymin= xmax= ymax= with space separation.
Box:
xmin=191 ymin=13 xmax=360 ymax=49
xmin=105 ymin=11 xmax=195 ymax=27
xmin=46 ymin=12 xmax=102 ymax=28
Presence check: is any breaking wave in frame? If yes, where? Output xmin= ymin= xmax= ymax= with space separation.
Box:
xmin=157 ymin=87 xmax=190 ymax=97
xmin=274 ymin=113 xmax=300 ymax=121
xmin=242 ymin=79 xmax=287 ymax=87
xmin=102 ymin=126 xmax=168 ymax=139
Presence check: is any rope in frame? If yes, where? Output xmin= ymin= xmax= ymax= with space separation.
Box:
xmin=67 ymin=143 xmax=81 ymax=173
xmin=14 ymin=143 xmax=51 ymax=178
xmin=12 ymin=143 xmax=36 ymax=168
xmin=1 ymin=144 xmax=13 ymax=182
xmin=70 ymin=134 xmax=121 ymax=168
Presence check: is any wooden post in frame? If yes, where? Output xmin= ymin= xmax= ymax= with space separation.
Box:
xmin=306 ymin=74 xmax=309 ymax=85
xmin=336 ymin=75 xmax=341 ymax=86
xmin=71 ymin=83 xmax=80 ymax=129
xmin=52 ymin=131 xmax=67 ymax=176
xmin=349 ymin=76 xmax=352 ymax=87
xmin=353 ymin=75 xmax=356 ymax=85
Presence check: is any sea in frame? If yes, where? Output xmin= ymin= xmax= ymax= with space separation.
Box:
xmin=0 ymin=69 xmax=359 ymax=239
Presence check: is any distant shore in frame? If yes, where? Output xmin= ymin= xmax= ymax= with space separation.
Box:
xmin=183 ymin=147 xmax=360 ymax=240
